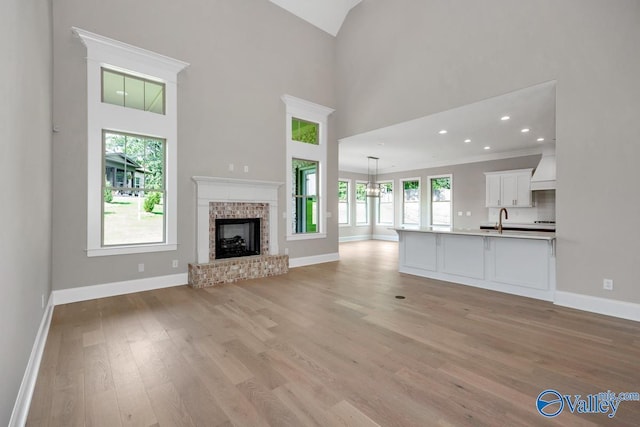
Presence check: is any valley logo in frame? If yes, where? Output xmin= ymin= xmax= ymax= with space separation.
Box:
xmin=536 ymin=389 xmax=639 ymax=419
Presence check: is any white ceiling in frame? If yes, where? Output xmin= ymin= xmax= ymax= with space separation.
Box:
xmin=269 ymin=0 xmax=362 ymax=36
xmin=339 ymin=81 xmax=557 ymax=174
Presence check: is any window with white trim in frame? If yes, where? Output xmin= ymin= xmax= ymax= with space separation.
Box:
xmin=401 ymin=178 xmax=421 ymax=226
xmin=355 ymin=181 xmax=368 ymax=225
xmin=282 ymin=95 xmax=334 ymax=240
xmin=338 ymin=179 xmax=350 ymax=225
xmin=429 ymin=174 xmax=452 ymax=227
xmin=73 ymin=27 xmax=188 ymax=256
xmin=377 ymin=180 xmax=394 ymax=225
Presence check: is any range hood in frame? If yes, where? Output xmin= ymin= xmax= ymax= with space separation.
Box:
xmin=531 ymin=144 xmax=556 ymax=191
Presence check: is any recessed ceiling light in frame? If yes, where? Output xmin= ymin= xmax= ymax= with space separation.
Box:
xmin=501 ymin=116 xmax=510 ymax=121
xmin=521 ymin=128 xmax=530 ymax=133
xmin=464 ymin=139 xmax=471 ymax=143
xmin=537 ymin=137 xmax=545 ymax=142
xmin=484 ymin=146 xmax=491 ymax=150
xmin=438 ymin=130 xmax=447 ymax=134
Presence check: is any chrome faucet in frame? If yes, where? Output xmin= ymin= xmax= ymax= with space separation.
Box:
xmin=497 ymin=208 xmax=508 ymax=233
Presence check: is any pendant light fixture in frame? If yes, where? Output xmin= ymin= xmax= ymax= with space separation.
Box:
xmin=366 ymin=156 xmax=381 ymax=198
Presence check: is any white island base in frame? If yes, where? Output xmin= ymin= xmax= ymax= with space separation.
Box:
xmin=396 ymin=228 xmax=556 ymax=301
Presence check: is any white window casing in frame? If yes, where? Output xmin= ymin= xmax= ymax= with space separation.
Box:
xmin=73 ymin=27 xmax=189 ymax=256
xmin=282 ymin=94 xmax=334 ymax=241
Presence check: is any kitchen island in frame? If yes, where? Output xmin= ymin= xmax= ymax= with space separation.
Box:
xmin=395 ymin=227 xmax=556 ymax=301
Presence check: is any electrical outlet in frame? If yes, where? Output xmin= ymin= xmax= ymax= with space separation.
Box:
xmin=466 ymin=211 xmax=472 ymax=216
xmin=603 ymin=278 xmax=613 ymax=291
xmin=457 ymin=211 xmax=463 ymax=216
xmin=138 ymin=263 xmax=145 ymax=272
xmin=244 ymin=165 xmax=249 ymax=173
xmin=172 ymin=259 xmax=179 ymax=268
xmin=228 ymin=163 xmax=234 ymax=172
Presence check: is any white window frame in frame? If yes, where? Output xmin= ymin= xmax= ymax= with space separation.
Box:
xmin=401 ymin=177 xmax=421 ymax=227
xmin=338 ymin=178 xmax=351 ymax=226
xmin=282 ymin=94 xmax=334 ymax=241
xmin=74 ymin=28 xmax=188 ymax=256
xmin=355 ymin=180 xmax=369 ymax=226
xmin=376 ymin=180 xmax=394 ymax=225
xmin=428 ymin=174 xmax=453 ymax=227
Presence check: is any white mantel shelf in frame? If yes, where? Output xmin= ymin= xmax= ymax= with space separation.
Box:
xmin=192 ymin=176 xmax=284 ymax=264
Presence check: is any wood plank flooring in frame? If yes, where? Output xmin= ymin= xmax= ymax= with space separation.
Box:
xmin=28 ymin=241 xmax=640 ymax=426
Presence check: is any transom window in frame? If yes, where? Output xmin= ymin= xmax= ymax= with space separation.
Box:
xmin=291 ymin=117 xmax=319 ymax=145
xmin=102 ymin=68 xmax=165 ymax=114
xmin=103 ymin=131 xmax=166 ymax=246
xmin=377 ymin=181 xmax=394 ymax=225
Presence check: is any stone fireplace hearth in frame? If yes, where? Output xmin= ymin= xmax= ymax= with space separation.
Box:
xmin=188 ymin=177 xmax=288 ymax=288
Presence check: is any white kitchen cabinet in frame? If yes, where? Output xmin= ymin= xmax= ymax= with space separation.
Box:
xmin=485 ymin=168 xmax=533 ymax=207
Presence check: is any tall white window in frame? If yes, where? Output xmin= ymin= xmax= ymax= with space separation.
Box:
xmin=377 ymin=181 xmax=394 ymax=225
xmin=401 ymin=178 xmax=421 ymax=226
xmin=338 ymin=179 xmax=350 ymax=225
xmin=355 ymin=181 xmax=368 ymax=225
xmin=282 ymin=95 xmax=334 ymax=240
xmin=429 ymin=174 xmax=452 ymax=227
xmin=74 ymin=28 xmax=188 ymax=256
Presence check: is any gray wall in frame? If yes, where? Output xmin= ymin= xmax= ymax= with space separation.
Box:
xmin=51 ymin=0 xmax=338 ymax=290
xmin=0 ymin=0 xmax=53 ymax=423
xmin=338 ymin=171 xmax=372 ymax=240
xmin=336 ymin=0 xmax=640 ymax=304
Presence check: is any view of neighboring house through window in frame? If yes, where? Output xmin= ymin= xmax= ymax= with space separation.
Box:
xmin=103 ymin=131 xmax=165 ymax=246
xmin=292 ymin=159 xmax=318 ymax=234
xmin=377 ymin=181 xmax=393 ymax=224
xmin=102 ymin=68 xmax=165 ymax=114
xmin=430 ymin=175 xmax=452 ymax=226
xmin=402 ymin=178 xmax=420 ymax=225
xmin=338 ymin=179 xmax=350 ymax=225
xmin=355 ymin=181 xmax=368 ymax=225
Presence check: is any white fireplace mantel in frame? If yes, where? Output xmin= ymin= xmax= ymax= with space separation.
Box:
xmin=192 ymin=176 xmax=283 ymax=264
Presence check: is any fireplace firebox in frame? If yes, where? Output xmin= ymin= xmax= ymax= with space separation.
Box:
xmin=215 ymin=218 xmax=261 ymax=259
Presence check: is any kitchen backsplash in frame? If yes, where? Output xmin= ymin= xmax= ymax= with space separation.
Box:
xmin=487 ymin=190 xmax=556 ymax=224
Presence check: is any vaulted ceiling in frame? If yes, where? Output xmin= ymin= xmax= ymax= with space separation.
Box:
xmin=269 ymin=0 xmax=362 ymax=36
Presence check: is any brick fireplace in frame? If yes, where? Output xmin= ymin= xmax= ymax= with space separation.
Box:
xmin=188 ymin=177 xmax=289 ymax=288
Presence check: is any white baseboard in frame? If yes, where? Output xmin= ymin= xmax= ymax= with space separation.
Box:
xmin=289 ymin=252 xmax=340 ymax=268
xmin=339 ymin=235 xmax=371 ymax=243
xmin=52 ymin=273 xmax=189 ymax=306
xmin=372 ymin=234 xmax=399 ymax=242
xmin=554 ymin=291 xmax=640 ymax=322
xmin=9 ymin=294 xmax=54 ymax=427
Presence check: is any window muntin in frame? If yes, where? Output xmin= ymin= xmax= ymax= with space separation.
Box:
xmin=338 ymin=179 xmax=350 ymax=225
xmin=402 ymin=179 xmax=420 ymax=225
xmin=355 ymin=181 xmax=368 ymax=225
xmin=292 ymin=159 xmax=319 ymax=234
xmin=377 ymin=181 xmax=394 ymax=225
xmin=103 ymin=131 xmax=166 ymax=246
xmin=430 ymin=175 xmax=452 ymax=226
xmin=101 ymin=68 xmax=165 ymax=114
xmin=291 ymin=117 xmax=319 ymax=145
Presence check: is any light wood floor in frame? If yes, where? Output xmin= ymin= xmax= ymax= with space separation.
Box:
xmin=28 ymin=241 xmax=640 ymax=426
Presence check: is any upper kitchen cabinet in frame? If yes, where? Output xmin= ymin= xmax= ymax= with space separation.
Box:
xmin=485 ymin=169 xmax=533 ymax=207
